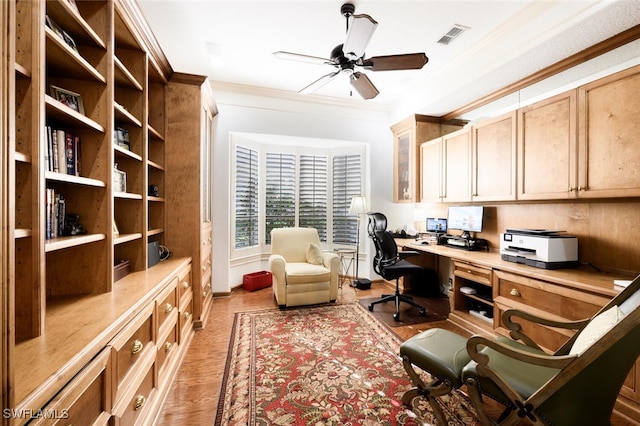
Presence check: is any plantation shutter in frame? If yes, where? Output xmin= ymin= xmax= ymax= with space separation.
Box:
xmin=299 ymin=154 xmax=328 ymax=242
xmin=265 ymin=152 xmax=296 ymax=244
xmin=234 ymin=145 xmax=259 ymax=248
xmin=332 ymin=153 xmax=362 ymax=244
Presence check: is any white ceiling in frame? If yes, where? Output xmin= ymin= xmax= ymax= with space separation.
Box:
xmin=138 ymin=0 xmax=640 ymax=118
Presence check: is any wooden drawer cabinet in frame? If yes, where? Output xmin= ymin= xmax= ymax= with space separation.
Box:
xmin=179 ymin=298 xmax=194 ymax=343
xmin=157 ymin=323 xmax=179 ymax=382
xmin=450 ymin=261 xmax=494 ymax=331
xmin=155 ymin=278 xmax=178 ymax=335
xmin=31 ymin=349 xmax=112 ymax=426
xmin=111 ymin=359 xmax=155 ymax=426
xmin=109 ymin=304 xmax=154 ymax=405
xmin=493 ymin=269 xmax=609 ymax=351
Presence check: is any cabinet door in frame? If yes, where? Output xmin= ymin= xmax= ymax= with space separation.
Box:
xmin=420 ymin=138 xmax=442 ymax=202
xmin=517 ymin=90 xmax=577 ymax=200
xmin=393 ymin=129 xmax=415 ymax=202
xmin=472 ymin=112 xmax=516 ymax=201
xmin=577 ymin=65 xmax=640 ymax=198
xmin=442 ymin=128 xmax=471 ymax=202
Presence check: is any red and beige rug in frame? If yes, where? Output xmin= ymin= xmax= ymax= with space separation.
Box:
xmin=215 ymin=303 xmax=479 ymax=425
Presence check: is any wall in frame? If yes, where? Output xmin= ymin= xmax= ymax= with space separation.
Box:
xmin=209 ymin=89 xmax=414 ymax=293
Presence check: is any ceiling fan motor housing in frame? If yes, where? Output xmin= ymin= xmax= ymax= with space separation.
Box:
xmin=331 ymin=44 xmax=354 ymax=71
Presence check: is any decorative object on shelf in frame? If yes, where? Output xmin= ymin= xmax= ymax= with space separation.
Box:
xmin=113 ymin=220 xmax=120 ymax=235
xmin=50 ymin=84 xmax=84 ymax=114
xmin=113 ymin=163 xmax=126 ymax=193
xmin=114 ymin=126 xmax=130 ymax=150
xmin=349 ymin=195 xmax=371 ymax=289
xmin=62 ymin=213 xmax=86 ymax=236
xmin=148 ymin=184 xmax=159 ymax=197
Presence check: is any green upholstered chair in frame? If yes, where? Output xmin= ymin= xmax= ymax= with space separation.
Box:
xmin=462 ymin=275 xmax=640 ymax=425
xmin=399 ymin=275 xmax=640 ymax=425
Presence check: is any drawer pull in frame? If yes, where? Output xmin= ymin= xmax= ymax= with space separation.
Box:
xmin=165 ymin=342 xmax=174 ymax=352
xmin=134 ymin=395 xmax=146 ymax=411
xmin=164 ymin=303 xmax=173 ymax=313
xmin=184 ymin=312 xmax=192 ymax=320
xmin=131 ymin=340 xmax=143 ymax=354
xmin=182 ymin=281 xmax=190 ymax=289
xmin=510 ymin=288 xmax=521 ymax=297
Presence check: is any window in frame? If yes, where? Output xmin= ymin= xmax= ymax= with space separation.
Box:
xmin=231 ymin=134 xmax=365 ymax=253
xmin=299 ymin=155 xmax=328 ymax=242
xmin=333 ymin=154 xmax=361 ymax=245
xmin=234 ymin=145 xmax=259 ymax=248
xmin=265 ymin=152 xmax=296 ymax=244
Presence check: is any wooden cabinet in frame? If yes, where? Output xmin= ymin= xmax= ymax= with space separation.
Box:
xmin=2 ymin=1 xmax=208 ymax=425
xmin=471 ymin=111 xmax=517 ymax=201
xmin=391 ymin=115 xmax=447 ymax=203
xmin=165 ymin=73 xmax=217 ymax=329
xmin=517 ymin=90 xmax=577 ymax=200
xmin=419 ymin=128 xmax=472 ymax=203
xmin=449 ymin=260 xmax=494 ymax=332
xmin=577 ymin=64 xmax=640 ymax=198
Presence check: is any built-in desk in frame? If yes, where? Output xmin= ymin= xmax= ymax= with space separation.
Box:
xmin=395 ymin=238 xmax=640 ymax=423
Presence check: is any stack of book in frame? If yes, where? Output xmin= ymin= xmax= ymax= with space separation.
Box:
xmin=44 ymin=126 xmax=81 ymax=176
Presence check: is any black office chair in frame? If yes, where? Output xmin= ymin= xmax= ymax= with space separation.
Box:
xmin=367 ymin=212 xmax=427 ymax=321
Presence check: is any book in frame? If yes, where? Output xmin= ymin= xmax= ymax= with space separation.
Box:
xmin=65 ymin=132 xmax=74 ymax=176
xmin=56 ymin=129 xmax=66 ymax=175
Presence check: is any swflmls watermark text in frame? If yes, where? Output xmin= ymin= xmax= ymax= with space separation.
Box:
xmin=3 ymin=408 xmax=69 ymax=419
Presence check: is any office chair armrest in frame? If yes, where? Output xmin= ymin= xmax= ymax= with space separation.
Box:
xmin=398 ymin=250 xmax=420 ymax=260
xmin=502 ymin=309 xmax=589 ymax=351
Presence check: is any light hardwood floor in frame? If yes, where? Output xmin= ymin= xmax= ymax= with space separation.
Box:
xmin=155 ymin=281 xmax=632 ymax=425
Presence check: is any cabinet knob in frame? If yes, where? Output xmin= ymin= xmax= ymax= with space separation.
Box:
xmin=131 ymin=339 xmax=143 ymax=354
xmin=184 ymin=312 xmax=192 ymax=320
xmin=510 ymin=288 xmax=521 ymax=297
xmin=578 ymin=186 xmax=587 ymax=191
xmin=134 ymin=395 xmax=146 ymax=410
xmin=182 ymin=281 xmax=190 ymax=289
xmin=164 ymin=303 xmax=173 ymax=313
xmin=165 ymin=342 xmax=174 ymax=352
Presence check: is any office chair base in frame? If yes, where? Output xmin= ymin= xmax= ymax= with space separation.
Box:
xmin=368 ymin=288 xmax=427 ymax=321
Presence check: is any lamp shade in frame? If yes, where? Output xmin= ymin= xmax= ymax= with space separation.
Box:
xmin=349 ymin=196 xmax=368 ymax=215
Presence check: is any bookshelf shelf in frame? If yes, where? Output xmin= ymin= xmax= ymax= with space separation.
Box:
xmin=45 ymin=96 xmax=106 ymax=132
xmin=45 ymin=233 xmax=107 ymax=252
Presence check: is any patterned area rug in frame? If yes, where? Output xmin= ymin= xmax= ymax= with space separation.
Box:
xmin=215 ymin=303 xmax=479 ymax=425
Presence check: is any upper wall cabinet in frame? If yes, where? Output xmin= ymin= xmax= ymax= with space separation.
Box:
xmin=391 ymin=115 xmax=445 ymax=203
xmin=392 ymin=115 xmax=464 ymax=203
xmin=471 ymin=111 xmax=516 ymax=201
xmin=517 ymin=90 xmax=577 ymax=200
xmin=577 ymin=64 xmax=640 ymax=198
xmin=420 ymin=128 xmax=472 ymax=203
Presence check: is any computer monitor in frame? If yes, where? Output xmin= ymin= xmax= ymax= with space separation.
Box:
xmin=447 ymin=206 xmax=483 ymax=238
xmin=426 ymin=218 xmax=447 ymax=233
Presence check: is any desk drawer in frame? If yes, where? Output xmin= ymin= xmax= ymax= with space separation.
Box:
xmin=494 ymin=270 xmax=607 ymax=320
xmin=453 ymin=261 xmax=492 ymax=286
xmin=157 ymin=322 xmax=179 ymax=382
xmin=113 ymin=361 xmax=155 ymax=426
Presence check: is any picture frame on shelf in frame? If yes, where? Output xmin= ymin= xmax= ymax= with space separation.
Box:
xmin=113 ymin=164 xmax=127 ymax=193
xmin=45 ymin=15 xmax=65 ymax=39
xmin=50 ymin=85 xmax=84 ymax=114
xmin=62 ymin=30 xmax=79 ymax=53
xmin=113 ymin=220 xmax=120 ymax=235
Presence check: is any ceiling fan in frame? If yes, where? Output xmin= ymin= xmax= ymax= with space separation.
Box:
xmin=273 ymin=2 xmax=429 ymax=100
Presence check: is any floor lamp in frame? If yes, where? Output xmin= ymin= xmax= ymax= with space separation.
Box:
xmin=349 ymin=196 xmax=371 ymax=289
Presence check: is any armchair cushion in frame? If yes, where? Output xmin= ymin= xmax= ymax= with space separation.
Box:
xmin=306 ymin=243 xmax=324 ymax=265
xmin=284 ymin=262 xmax=331 ymax=284
xmin=570 ymin=305 xmax=623 ymax=355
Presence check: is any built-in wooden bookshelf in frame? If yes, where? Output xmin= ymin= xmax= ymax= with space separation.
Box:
xmin=3 ymin=1 xmax=213 ymax=424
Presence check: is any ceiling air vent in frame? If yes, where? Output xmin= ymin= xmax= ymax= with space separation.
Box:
xmin=437 ymin=24 xmax=469 ymax=45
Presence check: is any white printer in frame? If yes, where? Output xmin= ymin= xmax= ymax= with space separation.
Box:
xmin=500 ymin=229 xmax=579 ymax=269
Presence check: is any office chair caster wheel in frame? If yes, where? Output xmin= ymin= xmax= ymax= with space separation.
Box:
xmin=419 ymin=309 xmax=426 ymax=316
xmin=393 ymin=313 xmax=400 ymax=321
xmin=368 ymin=304 xmax=374 ymax=311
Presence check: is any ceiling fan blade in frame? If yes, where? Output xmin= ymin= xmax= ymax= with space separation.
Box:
xmin=273 ymin=51 xmax=333 ymax=66
xmin=361 ymin=53 xmax=429 ymax=71
xmin=299 ymin=71 xmax=341 ymax=95
xmin=350 ymin=72 xmax=379 ymax=100
xmin=343 ymin=14 xmax=378 ymax=60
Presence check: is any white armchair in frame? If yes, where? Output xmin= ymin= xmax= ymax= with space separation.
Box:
xmin=269 ymin=227 xmax=340 ymax=308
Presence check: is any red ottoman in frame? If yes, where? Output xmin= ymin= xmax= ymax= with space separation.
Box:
xmin=243 ymin=271 xmax=272 ymax=292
